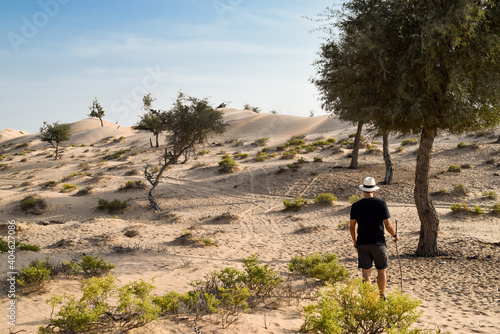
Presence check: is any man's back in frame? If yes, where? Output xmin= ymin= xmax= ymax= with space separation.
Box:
xmin=350 ymin=197 xmax=390 ymax=245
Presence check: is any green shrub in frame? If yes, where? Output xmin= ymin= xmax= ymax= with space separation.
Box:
xmin=251 ymin=138 xmax=269 ymax=146
xmin=276 ymin=143 xmax=290 ymax=151
xmin=453 ymin=183 xmax=468 ymax=195
xmin=233 ymin=153 xmax=249 ymax=159
xmin=287 ymin=163 xmax=302 ymax=171
xmin=457 ymin=142 xmax=467 ymax=148
xmin=283 ymin=196 xmax=307 ymax=211
xmin=289 ymin=252 xmax=349 ymax=285
xmin=17 ymin=260 xmax=51 ymax=293
xmin=301 ymin=279 xmax=434 ymax=334
xmin=218 ymin=157 xmax=239 ymax=174
xmin=20 ymin=195 xmax=48 ymax=214
xmin=0 ymin=238 xmax=40 ymax=253
xmin=120 ymin=180 xmax=147 ymax=190
xmin=448 ymin=164 xmax=461 ymax=173
xmin=326 ymin=138 xmax=337 ymax=144
xmin=313 ymin=157 xmax=323 ymax=162
xmin=241 ymin=254 xmax=284 ymax=300
xmin=287 ymin=138 xmax=306 ymax=146
xmin=313 ymin=193 xmax=337 ymax=204
xmin=60 ymin=183 xmax=77 ymax=193
xmin=97 ymin=199 xmax=129 ymax=213
xmin=395 ymin=146 xmax=405 ymax=153
xmin=349 ymin=194 xmax=362 ymax=204
xmin=41 ymin=275 xmax=114 ymax=333
xmin=66 ymin=255 xmax=115 ymax=278
xmin=451 ymin=203 xmax=470 ymax=212
xmin=482 ymin=191 xmax=498 ymax=199
xmin=312 ymin=140 xmax=329 ymax=146
xmin=255 ymin=152 xmax=269 ymax=162
xmin=281 ymin=149 xmax=297 ymax=159
xmin=491 ymin=203 xmax=500 ymax=216
xmin=473 ymin=206 xmax=484 ymax=215
xmin=153 ymin=291 xmax=184 ymax=314
xmin=401 ymin=138 xmax=418 ymax=146
xmin=197 ymin=150 xmax=210 ymax=156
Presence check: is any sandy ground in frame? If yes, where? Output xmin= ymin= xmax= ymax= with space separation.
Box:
xmin=0 ymin=110 xmax=499 ymax=333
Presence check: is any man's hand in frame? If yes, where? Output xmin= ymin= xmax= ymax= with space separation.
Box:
xmin=353 ymin=240 xmax=357 ymax=248
xmin=393 ymin=235 xmax=400 ymax=243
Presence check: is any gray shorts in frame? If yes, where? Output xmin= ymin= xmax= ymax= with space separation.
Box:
xmin=357 ymin=244 xmax=388 ymax=270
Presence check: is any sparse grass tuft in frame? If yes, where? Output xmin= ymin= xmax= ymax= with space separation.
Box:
xmin=482 ymin=191 xmax=498 ymax=199
xmin=60 ymin=184 xmax=77 ymax=193
xmin=448 ymin=164 xmax=461 ymax=173
xmin=251 ymin=138 xmax=269 ymax=147
xmin=218 ymin=157 xmax=239 ymax=174
xmin=348 ymin=194 xmax=362 ymax=204
xmin=20 ymin=195 xmax=48 ymax=214
xmin=120 ymin=180 xmax=147 ymax=190
xmin=401 ymin=138 xmax=418 ymax=146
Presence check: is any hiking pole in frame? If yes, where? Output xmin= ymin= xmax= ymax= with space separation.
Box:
xmin=395 ymin=219 xmax=403 ymax=292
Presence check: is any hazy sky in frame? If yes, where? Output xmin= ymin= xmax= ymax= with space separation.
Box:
xmin=1 ymin=0 xmax=342 ymax=133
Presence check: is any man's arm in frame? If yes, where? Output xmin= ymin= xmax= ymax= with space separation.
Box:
xmin=350 ymin=219 xmax=357 ymax=248
xmin=383 ymin=219 xmax=400 ymax=242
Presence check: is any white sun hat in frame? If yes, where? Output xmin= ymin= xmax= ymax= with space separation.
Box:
xmin=359 ymin=176 xmax=380 ymax=192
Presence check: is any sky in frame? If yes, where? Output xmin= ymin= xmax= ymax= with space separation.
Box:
xmin=0 ymin=0 xmax=343 ymax=134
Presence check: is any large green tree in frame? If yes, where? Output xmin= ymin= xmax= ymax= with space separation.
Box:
xmin=314 ymin=0 xmax=500 ymax=256
xmin=144 ymin=92 xmax=227 ymax=211
xmin=39 ymin=121 xmax=72 ymax=160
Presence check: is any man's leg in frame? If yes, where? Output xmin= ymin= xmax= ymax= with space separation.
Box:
xmin=377 ymin=269 xmax=387 ymax=296
xmin=362 ymin=269 xmax=371 ymax=282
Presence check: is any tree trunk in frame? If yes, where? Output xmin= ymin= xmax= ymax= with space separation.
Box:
xmin=415 ymin=126 xmax=440 ymax=257
xmin=349 ymin=122 xmax=363 ymax=169
xmin=99 ymin=118 xmax=103 ymax=127
xmin=149 ymin=137 xmax=153 ymax=148
xmin=55 ymin=144 xmax=59 ymax=160
xmin=155 ymin=134 xmax=159 ymax=148
xmin=382 ymin=132 xmax=393 ymax=185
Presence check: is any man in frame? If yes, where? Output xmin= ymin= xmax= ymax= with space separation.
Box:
xmin=350 ymin=176 xmax=400 ymax=299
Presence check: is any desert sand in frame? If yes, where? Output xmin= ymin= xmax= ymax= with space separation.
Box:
xmin=0 ymin=109 xmax=499 ymax=333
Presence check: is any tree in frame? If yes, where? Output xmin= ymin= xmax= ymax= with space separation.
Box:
xmin=88 ymin=97 xmax=106 ymax=127
xmin=39 ymin=121 xmax=71 ymax=160
xmin=314 ymin=0 xmax=500 ymax=256
xmin=145 ymin=92 xmax=227 ymax=211
xmin=133 ymin=94 xmax=167 ymax=148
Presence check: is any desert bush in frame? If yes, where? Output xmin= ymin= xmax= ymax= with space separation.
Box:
xmin=17 ymin=260 xmax=51 ymax=293
xmin=197 ymin=150 xmax=210 ymax=156
xmin=312 ymin=140 xmax=329 ymax=146
xmin=78 ymin=162 xmax=91 ymax=170
xmin=287 ymin=163 xmax=302 ymax=171
xmin=276 ymin=143 xmax=290 ymax=151
xmin=97 ymin=199 xmax=129 ymax=213
xmin=457 ymin=142 xmax=467 ymax=148
xmin=395 ymin=146 xmax=405 ymax=153
xmin=447 ymin=164 xmax=461 ymax=173
xmin=60 ymin=183 xmax=77 ymax=193
xmin=491 ymin=203 xmax=500 ymax=216
xmin=74 ymin=186 xmax=94 ymax=196
xmin=313 ymin=193 xmax=337 ymax=204
xmin=401 ymin=138 xmax=418 ymax=146
xmin=289 ymin=252 xmax=349 ymax=285
xmin=255 ymin=152 xmax=269 ymax=162
xmin=252 ymin=138 xmax=269 ymax=146
xmin=242 ymin=254 xmax=284 ymax=300
xmin=301 ymin=279 xmax=433 ymax=334
xmin=233 ymin=152 xmax=249 ymax=159
xmin=65 ymin=255 xmax=115 ymax=278
xmin=120 ymin=180 xmax=147 ymax=190
xmin=283 ymin=196 xmax=307 ymax=211
xmin=287 ymin=138 xmax=306 ymax=146
xmin=281 ymin=149 xmax=297 ymax=159
xmin=20 ymin=195 xmax=48 ymax=214
xmin=61 ymin=172 xmax=87 ymax=182
xmin=453 ymin=183 xmax=468 ymax=195
xmin=313 ymin=157 xmax=323 ymax=162
xmin=349 ymin=194 xmax=362 ymax=204
xmin=40 ymin=274 xmax=159 ymax=333
xmin=482 ymin=191 xmax=498 ymax=199
xmin=473 ymin=206 xmax=484 ymax=215
xmin=218 ymin=157 xmax=239 ymax=173
xmin=0 ymin=238 xmax=40 ymax=253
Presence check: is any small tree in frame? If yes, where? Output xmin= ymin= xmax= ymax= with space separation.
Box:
xmin=145 ymin=92 xmax=227 ymax=211
xmin=39 ymin=121 xmax=71 ymax=160
xmin=133 ymin=94 xmax=167 ymax=147
xmin=88 ymin=97 xmax=106 ymax=127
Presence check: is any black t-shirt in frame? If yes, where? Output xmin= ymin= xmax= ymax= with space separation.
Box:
xmin=350 ymin=197 xmax=390 ymax=245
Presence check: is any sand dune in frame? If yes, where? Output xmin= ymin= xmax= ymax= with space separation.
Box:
xmin=0 ymin=110 xmax=499 ymax=333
